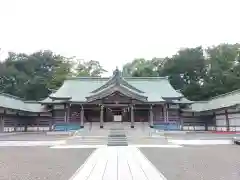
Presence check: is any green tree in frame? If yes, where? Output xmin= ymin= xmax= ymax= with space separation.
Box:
xmin=122 ymin=58 xmax=160 ymax=77
xmin=0 ymin=50 xmax=106 ymax=100
xmin=74 ymin=59 xmax=106 ymax=77
xmin=202 ymin=43 xmax=240 ymax=99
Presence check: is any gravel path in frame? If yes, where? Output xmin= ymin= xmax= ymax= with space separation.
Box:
xmin=0 ymin=147 xmax=94 ymax=180
xmin=141 ymin=145 xmax=240 ymax=180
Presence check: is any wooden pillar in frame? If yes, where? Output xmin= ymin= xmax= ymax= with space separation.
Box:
xmin=179 ymin=109 xmax=183 ymax=130
xmin=0 ymin=116 xmax=4 ymax=133
xmin=213 ymin=112 xmax=216 ymax=131
xmin=225 ymin=110 xmax=230 ymax=131
xmin=166 ymin=104 xmax=169 ymax=122
xmin=65 ymin=104 xmax=70 ymax=123
xmin=149 ymin=105 xmax=154 ymax=128
xmin=131 ymin=105 xmax=134 ymax=128
xmin=100 ymin=105 xmax=104 ymax=128
xmin=49 ymin=112 xmax=53 ymax=131
xmin=80 ymin=106 xmax=84 ymax=128
xmin=163 ymin=104 xmax=168 ymax=122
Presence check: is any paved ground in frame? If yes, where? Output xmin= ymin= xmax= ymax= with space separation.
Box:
xmin=163 ymin=132 xmax=240 ymax=140
xmin=0 ymin=147 xmax=95 ymax=180
xmin=141 ymin=145 xmax=240 ymax=180
xmin=0 ymin=133 xmax=68 ymax=141
xmin=0 ymin=132 xmax=240 ymax=179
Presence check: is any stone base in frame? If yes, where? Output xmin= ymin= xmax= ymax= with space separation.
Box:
xmin=100 ymin=125 xmax=103 ymax=128
xmin=46 ymin=131 xmax=73 ymax=136
xmin=234 ymin=140 xmax=240 ymax=145
xmin=131 ymin=125 xmax=134 ymax=128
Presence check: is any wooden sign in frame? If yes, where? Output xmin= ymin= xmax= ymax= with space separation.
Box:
xmin=53 ymin=105 xmax=65 ymax=110
xmin=18 ymin=112 xmax=26 ymax=116
xmin=114 ymin=115 xmax=122 ymax=122
xmin=168 ymin=104 xmax=179 ymax=109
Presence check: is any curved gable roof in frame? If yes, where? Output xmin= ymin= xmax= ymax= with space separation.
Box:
xmin=86 ymin=84 xmax=148 ymax=102
xmin=44 ymin=75 xmax=182 ymax=103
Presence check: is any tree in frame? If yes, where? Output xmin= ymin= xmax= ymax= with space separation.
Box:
xmin=0 ymin=50 xmax=106 ymax=100
xmin=201 ymin=43 xmax=240 ymax=98
xmin=122 ymin=58 xmax=160 ymax=77
xmin=122 ymin=47 xmax=207 ymax=100
xmin=74 ymin=59 xmax=106 ymax=77
xmin=160 ymin=47 xmax=206 ymax=100
xmin=0 ymin=50 xmax=71 ymax=99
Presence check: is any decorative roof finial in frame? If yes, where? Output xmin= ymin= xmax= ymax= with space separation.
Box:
xmin=113 ymin=66 xmax=120 ymax=76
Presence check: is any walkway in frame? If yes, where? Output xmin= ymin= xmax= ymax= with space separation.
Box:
xmin=69 ymin=146 xmax=166 ymax=180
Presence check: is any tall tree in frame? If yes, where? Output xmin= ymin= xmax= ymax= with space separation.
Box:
xmin=202 ymin=43 xmax=240 ymax=99
xmin=74 ymin=59 xmax=106 ymax=77
xmin=0 ymin=50 xmax=106 ymax=100
xmin=160 ymin=47 xmax=206 ymax=100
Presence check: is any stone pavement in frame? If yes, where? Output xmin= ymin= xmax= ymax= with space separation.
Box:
xmin=69 ymin=146 xmax=167 ymax=180
xmin=0 ymin=131 xmax=239 ymax=179
xmin=141 ymin=145 xmax=240 ymax=180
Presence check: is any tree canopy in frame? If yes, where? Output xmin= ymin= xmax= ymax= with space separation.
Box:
xmin=122 ymin=44 xmax=240 ymax=100
xmin=1 ymin=43 xmax=240 ymax=101
xmin=0 ymin=50 xmax=106 ymax=100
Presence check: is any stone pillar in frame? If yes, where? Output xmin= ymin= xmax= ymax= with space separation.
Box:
xmin=149 ymin=106 xmax=154 ymax=128
xmin=100 ymin=105 xmax=104 ymax=128
xmin=131 ymin=105 xmax=134 ymax=128
xmin=65 ymin=104 xmax=70 ymax=123
xmin=80 ymin=106 xmax=84 ymax=128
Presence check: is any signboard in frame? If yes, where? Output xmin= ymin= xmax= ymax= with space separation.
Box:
xmin=53 ymin=105 xmax=65 ymax=110
xmin=113 ymin=115 xmax=122 ymax=122
xmin=168 ymin=104 xmax=179 ymax=109
xmin=18 ymin=112 xmax=26 ymax=116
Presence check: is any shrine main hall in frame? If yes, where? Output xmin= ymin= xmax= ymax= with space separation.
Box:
xmin=41 ymin=68 xmax=190 ymax=129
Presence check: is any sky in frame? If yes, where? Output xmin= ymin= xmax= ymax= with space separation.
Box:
xmin=0 ymin=0 xmax=240 ymax=76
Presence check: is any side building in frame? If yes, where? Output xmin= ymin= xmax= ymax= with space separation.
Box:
xmin=0 ymin=94 xmax=51 ymax=132
xmin=182 ymin=89 xmax=240 ymax=131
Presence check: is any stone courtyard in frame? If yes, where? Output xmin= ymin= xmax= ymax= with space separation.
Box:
xmin=0 ymin=126 xmax=239 ymax=179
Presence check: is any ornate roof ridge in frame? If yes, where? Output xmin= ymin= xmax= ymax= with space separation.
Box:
xmin=91 ymin=68 xmax=144 ymax=93
xmin=66 ymin=76 xmax=168 ymax=80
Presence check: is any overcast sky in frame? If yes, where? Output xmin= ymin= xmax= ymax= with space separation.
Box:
xmin=0 ymin=0 xmax=240 ymax=76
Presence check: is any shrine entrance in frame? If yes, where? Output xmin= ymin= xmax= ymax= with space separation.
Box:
xmin=105 ymin=106 xmax=125 ymax=122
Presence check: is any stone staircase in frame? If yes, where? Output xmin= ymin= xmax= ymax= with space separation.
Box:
xmin=107 ymin=128 xmax=128 ymax=146
xmin=66 ymin=136 xmax=108 ymax=145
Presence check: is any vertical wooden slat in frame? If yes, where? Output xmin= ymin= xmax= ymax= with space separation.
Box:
xmin=225 ymin=109 xmax=230 ymax=131
xmin=131 ymin=105 xmax=134 ymax=128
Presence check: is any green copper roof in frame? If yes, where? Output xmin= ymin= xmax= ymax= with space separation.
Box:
xmin=92 ymin=68 xmax=144 ymax=93
xmin=190 ymin=89 xmax=240 ymax=112
xmin=86 ymin=84 xmax=148 ymax=102
xmin=46 ymin=75 xmax=183 ymax=103
xmin=0 ymin=93 xmax=46 ymax=112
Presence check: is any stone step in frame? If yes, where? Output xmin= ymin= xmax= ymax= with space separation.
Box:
xmin=107 ymin=143 xmax=128 ymax=146
xmin=108 ymin=141 xmax=128 ymax=143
